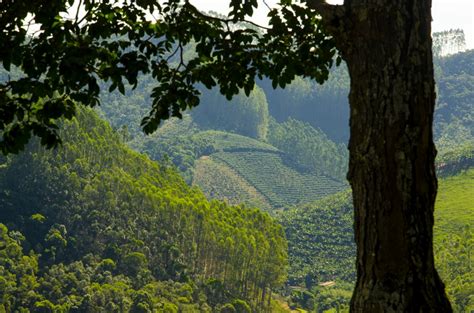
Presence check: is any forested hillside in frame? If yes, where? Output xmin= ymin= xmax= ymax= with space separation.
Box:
xmin=98 ymin=47 xmax=474 ymax=312
xmin=0 ymin=109 xmax=288 ymax=312
xmin=435 ymin=50 xmax=474 ymax=154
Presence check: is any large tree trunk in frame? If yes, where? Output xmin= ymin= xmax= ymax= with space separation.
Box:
xmin=311 ymin=0 xmax=453 ymax=311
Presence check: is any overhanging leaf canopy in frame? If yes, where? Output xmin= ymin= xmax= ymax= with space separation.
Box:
xmin=0 ymin=0 xmax=338 ymax=154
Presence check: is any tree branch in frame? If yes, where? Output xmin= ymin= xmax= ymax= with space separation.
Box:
xmin=306 ymin=0 xmax=343 ymax=19
xmin=306 ymin=0 xmax=347 ymax=40
xmin=183 ymin=1 xmax=271 ymax=31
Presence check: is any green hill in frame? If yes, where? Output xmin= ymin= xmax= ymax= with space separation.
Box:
xmin=213 ymin=151 xmax=345 ymax=209
xmin=128 ymin=115 xmax=347 ymax=212
xmin=280 ymin=168 xmax=474 ymax=312
xmin=95 ymin=51 xmax=473 ymax=217
xmin=0 ymin=109 xmax=287 ymax=312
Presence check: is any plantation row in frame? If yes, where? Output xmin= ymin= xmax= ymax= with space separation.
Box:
xmin=281 ymin=169 xmax=474 ymax=312
xmin=192 ymin=130 xmax=279 ymax=153
xmin=192 ymin=157 xmax=272 ymax=210
xmin=212 ymin=151 xmax=346 ymax=208
xmin=278 ymin=192 xmax=356 ymax=287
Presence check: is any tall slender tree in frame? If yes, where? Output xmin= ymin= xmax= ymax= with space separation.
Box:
xmin=0 ymin=0 xmax=452 ymax=310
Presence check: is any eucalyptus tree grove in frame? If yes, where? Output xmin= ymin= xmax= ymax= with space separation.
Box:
xmin=0 ymin=0 xmax=452 ymax=311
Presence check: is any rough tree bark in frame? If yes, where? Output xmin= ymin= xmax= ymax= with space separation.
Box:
xmin=308 ymin=0 xmax=453 ymax=311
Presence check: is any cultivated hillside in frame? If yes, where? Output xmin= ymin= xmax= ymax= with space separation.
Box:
xmin=129 ymin=117 xmax=347 ymax=211
xmin=279 ymin=167 xmax=474 ymax=312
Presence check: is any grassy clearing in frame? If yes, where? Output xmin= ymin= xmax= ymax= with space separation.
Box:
xmin=434 ymin=168 xmax=474 ymax=234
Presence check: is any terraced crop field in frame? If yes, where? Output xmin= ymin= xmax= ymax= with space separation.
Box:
xmin=192 ymin=156 xmax=272 ymax=210
xmin=212 ymin=151 xmax=347 ymax=208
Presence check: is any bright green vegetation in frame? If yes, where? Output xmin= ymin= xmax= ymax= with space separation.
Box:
xmin=94 ymin=50 xmax=471 ymax=217
xmin=1 ymin=13 xmax=471 ymax=312
xmin=434 ymin=169 xmax=474 ymax=313
xmin=435 ymin=169 xmax=474 ymax=232
xmin=281 ymin=169 xmax=473 ymax=312
xmin=287 ymin=283 xmax=353 ymax=313
xmin=0 ymin=109 xmax=287 ymax=312
xmin=213 ymin=151 xmax=346 ymax=209
xmin=278 ymin=192 xmax=355 ymax=286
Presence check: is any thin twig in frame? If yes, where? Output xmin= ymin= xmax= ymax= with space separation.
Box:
xmin=184 ymin=1 xmax=271 ymax=31
xmin=74 ymin=0 xmax=83 ymax=23
xmin=166 ymin=45 xmax=181 ymax=62
xmin=76 ymin=0 xmax=95 ymax=25
xmin=262 ymin=0 xmax=272 ymax=11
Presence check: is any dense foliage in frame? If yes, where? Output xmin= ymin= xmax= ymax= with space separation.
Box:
xmin=118 ymin=112 xmax=347 ymax=211
xmin=93 ymin=48 xmax=472 ymax=214
xmin=435 ymin=50 xmax=474 ymax=153
xmin=278 ymin=191 xmax=355 ymax=287
xmin=1 ymin=7 xmax=472 ymax=309
xmin=96 ymin=47 xmax=473 ymax=312
xmin=0 ymin=109 xmax=288 ymax=311
xmin=433 ymin=169 xmax=474 ymax=313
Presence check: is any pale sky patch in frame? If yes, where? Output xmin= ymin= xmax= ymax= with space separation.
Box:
xmin=190 ymin=0 xmax=474 ymax=49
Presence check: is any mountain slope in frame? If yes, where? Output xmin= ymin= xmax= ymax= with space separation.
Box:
xmin=280 ymin=168 xmax=473 ymax=312
xmin=433 ymin=169 xmax=474 ymax=312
